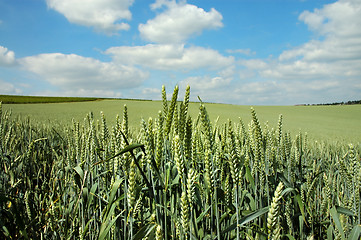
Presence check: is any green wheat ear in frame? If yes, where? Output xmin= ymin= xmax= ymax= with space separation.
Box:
xmin=162 ymin=85 xmax=168 ymax=118
xmin=187 ymin=168 xmax=197 ymax=208
xmin=155 ymin=224 xmax=162 ymax=240
xmin=181 ymin=191 xmax=189 ymax=237
xmin=174 ymin=135 xmax=185 ymax=182
xmin=199 ymin=104 xmax=213 ymax=149
xmin=277 ymin=114 xmax=282 ymax=144
xmin=122 ymin=104 xmax=128 ymax=138
xmin=184 ymin=116 xmax=192 ymax=162
xmin=183 ymin=85 xmax=190 ymax=115
xmin=267 ymin=181 xmax=284 ymax=240
xmin=164 ymin=85 xmax=179 ymax=137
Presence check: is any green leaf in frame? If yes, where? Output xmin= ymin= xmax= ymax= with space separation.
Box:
xmin=245 ymin=166 xmax=255 ymax=189
xmin=327 ymin=224 xmax=334 ymax=240
xmin=348 ymin=224 xmax=361 ymax=240
xmin=107 ymin=179 xmax=123 ymax=212
xmin=282 ymin=187 xmax=297 ymax=197
xmin=87 ymin=183 xmax=98 ymax=212
xmin=149 ymin=156 xmax=164 ymax=187
xmin=196 ymin=205 xmax=212 ymax=224
xmin=73 ymin=165 xmax=84 ymax=189
xmin=294 ymin=194 xmax=305 ymax=220
xmin=221 ymin=206 xmax=269 ymax=235
xmin=244 ymin=191 xmax=256 ymax=211
xmin=98 ymin=211 xmax=122 ymax=240
xmin=279 ymin=173 xmax=293 ymax=188
xmin=93 ymin=143 xmax=144 ymax=165
xmin=299 ymin=215 xmax=304 ymax=238
xmin=330 ymin=206 xmax=346 ymax=240
xmin=164 ymin=162 xmax=171 ymax=191
xmin=74 ymin=166 xmax=84 ymax=178
xmin=82 ymin=187 xmax=88 ymax=200
xmin=336 ymin=206 xmax=354 ymax=217
xmin=284 ymin=234 xmax=297 ymax=240
xmin=98 ymin=178 xmax=123 ymax=238
xmin=133 ymin=223 xmax=156 ymax=240
xmin=238 ymin=206 xmax=269 ymax=227
xmin=82 ymin=219 xmax=94 ymax=239
xmin=1 ymin=225 xmax=10 ymax=237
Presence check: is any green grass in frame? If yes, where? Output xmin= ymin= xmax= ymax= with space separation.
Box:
xmin=3 ymin=99 xmax=360 ymax=143
xmin=0 ymin=94 xmax=102 ymax=104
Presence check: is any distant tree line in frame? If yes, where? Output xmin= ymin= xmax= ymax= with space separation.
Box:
xmin=299 ymin=100 xmax=361 ymax=106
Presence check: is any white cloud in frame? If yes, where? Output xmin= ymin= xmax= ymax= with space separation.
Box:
xmin=46 ymin=0 xmax=134 ymax=34
xmin=60 ymin=89 xmax=123 ymax=98
xmin=215 ymin=78 xmax=358 ymax=105
xmin=232 ymin=0 xmax=361 ymax=104
xmin=178 ymin=66 xmax=234 ymax=102
xmin=139 ymin=1 xmax=223 ymax=43
xmin=0 ymin=46 xmax=16 ymax=66
xmin=226 ymin=49 xmax=256 ymax=56
xmin=106 ymin=44 xmax=234 ymax=70
xmin=264 ymin=0 xmax=361 ymax=81
xmin=239 ymin=69 xmax=256 ymax=80
xmin=150 ymin=0 xmax=175 ymax=10
xmin=181 ymin=75 xmax=231 ymax=90
xmin=19 ymin=53 xmax=148 ymax=91
xmin=29 ymin=89 xmax=123 ymax=98
xmin=227 ymin=81 xmax=283 ymax=105
xmin=279 ymin=37 xmax=361 ymax=63
xmin=261 ymin=59 xmax=361 ymax=80
xmin=0 ymin=79 xmax=22 ymax=94
xmin=239 ymin=59 xmax=268 ymax=70
xmin=140 ymin=87 xmax=162 ymax=100
xmin=281 ymin=0 xmax=361 ymax=62
xmin=299 ymin=0 xmax=361 ymax=38
xmin=178 ymin=77 xmax=232 ymax=103
xmin=142 ymin=87 xmax=161 ymax=95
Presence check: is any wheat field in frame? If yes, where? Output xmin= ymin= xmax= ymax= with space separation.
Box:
xmin=0 ymin=86 xmax=360 ymax=239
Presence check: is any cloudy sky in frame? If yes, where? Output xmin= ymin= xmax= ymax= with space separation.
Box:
xmin=1 ymin=0 xmax=360 ymax=105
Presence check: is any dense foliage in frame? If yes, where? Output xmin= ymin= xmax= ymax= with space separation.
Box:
xmin=341 ymin=100 xmax=361 ymax=105
xmin=305 ymin=100 xmax=361 ymax=106
xmin=0 ymin=86 xmax=360 ymax=239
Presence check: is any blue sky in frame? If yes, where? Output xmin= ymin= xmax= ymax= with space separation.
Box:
xmin=1 ymin=0 xmax=360 ymax=105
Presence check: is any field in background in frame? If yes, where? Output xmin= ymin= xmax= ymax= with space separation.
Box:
xmin=0 ymin=95 xmax=101 ymax=104
xmin=2 ymin=98 xmax=361 ymax=143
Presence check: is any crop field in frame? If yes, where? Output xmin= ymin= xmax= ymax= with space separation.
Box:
xmin=1 ymin=86 xmax=360 ymax=239
xmin=2 ymin=94 xmax=361 ymax=143
xmin=0 ymin=95 xmax=104 ymax=104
